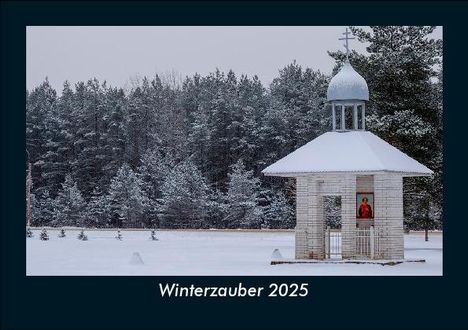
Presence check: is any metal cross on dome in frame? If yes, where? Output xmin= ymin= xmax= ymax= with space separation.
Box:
xmin=339 ymin=28 xmax=355 ymax=60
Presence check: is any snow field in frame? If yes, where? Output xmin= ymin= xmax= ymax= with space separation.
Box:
xmin=26 ymin=229 xmax=442 ymax=276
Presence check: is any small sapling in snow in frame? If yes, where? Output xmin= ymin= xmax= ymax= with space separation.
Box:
xmin=78 ymin=229 xmax=88 ymax=241
xmin=150 ymin=229 xmax=158 ymax=241
xmin=26 ymin=227 xmax=33 ymax=238
xmin=58 ymin=228 xmax=66 ymax=238
xmin=40 ymin=228 xmax=49 ymax=241
xmin=116 ymin=229 xmax=123 ymax=240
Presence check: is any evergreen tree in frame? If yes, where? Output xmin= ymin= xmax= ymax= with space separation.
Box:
xmin=58 ymin=228 xmax=66 ymax=238
xmin=187 ymin=108 xmax=211 ymax=176
xmin=150 ymin=229 xmax=158 ymax=241
xmin=223 ymin=160 xmax=262 ymax=229
xmin=26 ymin=78 xmax=58 ymax=194
xmin=269 ymin=62 xmax=328 ymax=153
xmin=138 ymin=148 xmax=174 ymax=228
xmin=262 ymin=190 xmax=295 ymax=229
xmin=125 ymin=82 xmax=149 ymax=168
xmin=115 ymin=229 xmax=123 ymax=240
xmin=156 ymin=79 xmax=188 ymax=162
xmin=77 ymin=229 xmax=88 ymax=241
xmin=107 ymin=163 xmax=149 ymax=228
xmin=40 ymin=228 xmax=49 ymax=241
xmin=159 ymin=159 xmax=210 ymax=228
xmin=56 ymin=81 xmax=77 ymax=170
xmin=205 ymin=70 xmax=233 ymax=188
xmin=53 ymin=175 xmax=86 ymax=227
xmin=71 ymin=79 xmax=107 ymax=196
xmin=230 ymin=75 xmax=268 ymax=174
xmin=99 ymin=86 xmax=128 ymax=189
xmin=86 ymin=187 xmax=109 ymax=228
xmin=183 ymin=73 xmax=214 ymax=179
xmin=39 ymin=82 xmax=76 ymax=196
xmin=204 ymin=188 xmax=227 ymax=229
xmin=32 ymin=189 xmax=56 ymax=227
xmin=259 ymin=99 xmax=289 ymax=167
xmin=26 ymin=227 xmax=33 ymax=238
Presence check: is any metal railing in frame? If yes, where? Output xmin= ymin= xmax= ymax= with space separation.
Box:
xmin=325 ymin=227 xmax=342 ymax=259
xmin=325 ymin=226 xmax=381 ymax=259
xmin=355 ymin=227 xmax=373 ymax=258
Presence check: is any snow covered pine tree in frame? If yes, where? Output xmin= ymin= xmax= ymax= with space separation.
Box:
xmin=39 ymin=228 xmax=49 ymax=241
xmin=58 ymin=228 xmax=66 ymax=238
xmin=107 ymin=163 xmax=149 ymax=228
xmin=223 ymin=160 xmax=262 ymax=229
xmin=150 ymin=228 xmax=158 ymax=241
xmin=77 ymin=229 xmax=88 ymax=241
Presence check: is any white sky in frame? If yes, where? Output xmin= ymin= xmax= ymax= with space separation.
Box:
xmin=26 ymin=26 xmax=442 ymax=92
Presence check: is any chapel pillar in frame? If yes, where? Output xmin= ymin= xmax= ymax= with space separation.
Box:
xmin=341 ymin=174 xmax=357 ymax=259
xmin=374 ymin=173 xmax=404 ymax=259
xmin=295 ymin=175 xmax=325 ymax=259
xmin=295 ymin=176 xmax=309 ymax=259
xmin=307 ymin=176 xmax=325 ymax=259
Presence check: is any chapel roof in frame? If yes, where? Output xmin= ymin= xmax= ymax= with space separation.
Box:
xmin=262 ymin=131 xmax=433 ymax=177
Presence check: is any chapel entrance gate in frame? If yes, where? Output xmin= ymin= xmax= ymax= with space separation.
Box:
xmin=322 ymin=195 xmax=342 ymax=259
xmin=325 ymin=225 xmax=378 ymax=259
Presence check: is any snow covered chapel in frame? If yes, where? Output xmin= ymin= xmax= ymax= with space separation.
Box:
xmin=262 ymin=29 xmax=433 ymax=261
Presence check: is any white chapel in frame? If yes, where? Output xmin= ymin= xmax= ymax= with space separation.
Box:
xmin=262 ymin=29 xmax=432 ymax=260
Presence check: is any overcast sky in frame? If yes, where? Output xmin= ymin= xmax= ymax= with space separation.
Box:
xmin=26 ymin=26 xmax=442 ymax=92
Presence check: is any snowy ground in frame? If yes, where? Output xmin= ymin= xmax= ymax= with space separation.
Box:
xmin=26 ymin=229 xmax=442 ymax=276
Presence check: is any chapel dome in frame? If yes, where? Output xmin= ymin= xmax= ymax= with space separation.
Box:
xmin=327 ymin=61 xmax=369 ymax=101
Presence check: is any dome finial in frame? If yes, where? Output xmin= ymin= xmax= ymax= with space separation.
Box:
xmin=339 ymin=27 xmax=355 ymax=61
xmin=328 ymin=28 xmax=368 ymax=131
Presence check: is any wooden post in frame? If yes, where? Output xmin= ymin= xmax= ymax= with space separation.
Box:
xmin=353 ymin=104 xmax=358 ymax=129
xmin=341 ymin=105 xmax=345 ymax=130
xmin=332 ymin=103 xmax=336 ymax=131
xmin=325 ymin=226 xmax=330 ymax=259
xmin=361 ymin=103 xmax=366 ymax=130
xmin=370 ymin=225 xmax=375 ymax=259
xmin=26 ymin=162 xmax=32 ymax=227
xmin=425 ymin=200 xmax=430 ymax=242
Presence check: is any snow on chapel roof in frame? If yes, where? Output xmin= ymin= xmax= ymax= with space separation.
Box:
xmin=262 ymin=131 xmax=433 ymax=176
xmin=327 ymin=61 xmax=369 ymax=101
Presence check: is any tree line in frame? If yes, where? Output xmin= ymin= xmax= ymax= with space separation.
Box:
xmin=26 ymin=26 xmax=443 ymax=230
